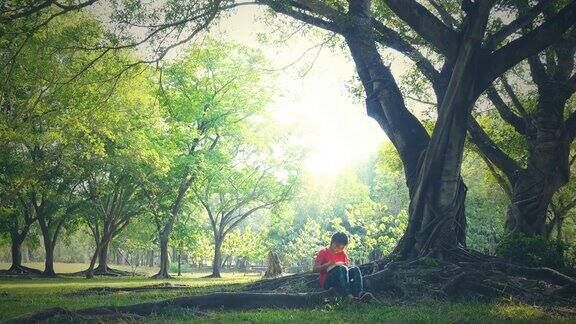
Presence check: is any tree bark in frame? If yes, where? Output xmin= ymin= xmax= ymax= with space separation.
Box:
xmin=86 ymin=243 xmax=101 ymax=279
xmin=343 ymin=0 xmax=470 ymax=259
xmin=8 ymin=201 xmax=37 ymax=273
xmin=505 ymin=104 xmax=571 ymax=235
xmin=392 ymin=1 xmax=494 ymax=259
xmin=209 ymin=237 xmax=223 ymax=278
xmin=344 ymin=1 xmax=431 ymax=196
xmin=177 ymin=249 xmax=182 ymax=276
xmin=95 ymin=235 xmax=110 ymax=273
xmin=154 ymin=234 xmax=171 ymax=278
xmin=9 ymin=233 xmax=23 ymax=271
xmin=43 ymin=238 xmax=56 ymax=277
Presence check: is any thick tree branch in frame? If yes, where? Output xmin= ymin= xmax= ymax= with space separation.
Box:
xmin=499 ymin=77 xmax=530 ymax=120
xmin=528 ymin=55 xmax=550 ymax=90
xmin=258 ymin=0 xmax=342 ymax=33
xmin=1 ymin=0 xmax=100 ymax=23
xmin=485 ymin=86 xmax=527 ymax=134
xmin=484 ymin=0 xmax=552 ymax=50
xmin=476 ymin=147 xmax=513 ymax=199
xmin=371 ymin=18 xmax=441 ymax=88
xmin=383 ymin=0 xmax=459 ymax=59
xmin=553 ymin=28 xmax=576 ymax=83
xmin=467 ymin=116 xmax=521 ymax=182
xmin=428 ymin=0 xmax=458 ymax=28
xmin=291 ymin=0 xmax=341 ymax=21
xmin=482 ymin=1 xmax=576 ymax=91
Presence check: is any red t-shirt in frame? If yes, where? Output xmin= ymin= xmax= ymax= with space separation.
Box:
xmin=314 ymin=247 xmax=349 ymax=287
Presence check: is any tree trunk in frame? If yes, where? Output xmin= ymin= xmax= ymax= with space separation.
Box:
xmin=505 ymin=113 xmax=570 ymax=235
xmin=153 ymin=234 xmax=171 ymax=278
xmin=9 ymin=233 xmax=23 ymax=272
xmin=8 ymin=207 xmax=35 ymax=273
xmin=177 ymin=249 xmax=182 ymax=276
xmin=209 ymin=237 xmax=223 ymax=278
xmin=392 ymin=1 xmax=493 ymax=259
xmin=86 ymin=243 xmax=101 ymax=279
xmin=343 ymin=0 xmax=473 ymax=259
xmin=95 ymin=236 xmax=110 ymax=273
xmin=43 ymin=239 xmax=56 ymax=277
xmin=264 ymin=251 xmax=282 ymax=278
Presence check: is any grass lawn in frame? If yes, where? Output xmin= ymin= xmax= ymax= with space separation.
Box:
xmin=0 ymin=263 xmax=575 ymax=322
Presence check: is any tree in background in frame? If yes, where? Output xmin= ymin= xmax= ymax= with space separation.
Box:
xmin=0 ymin=12 xmax=138 ymax=276
xmin=194 ymin=135 xmax=297 ymax=277
xmin=72 ymin=57 xmax=162 ymax=278
xmin=465 ymin=2 xmax=576 ymax=236
xmin=170 ymin=208 xmax=205 ymax=276
xmin=142 ymin=40 xmax=274 ymax=278
xmin=0 ymin=197 xmax=38 ymax=274
xmin=548 ymin=160 xmax=576 ymax=240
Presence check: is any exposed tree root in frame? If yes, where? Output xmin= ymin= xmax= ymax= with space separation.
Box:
xmin=151 ymin=272 xmax=172 ymax=279
xmin=243 ymin=258 xmax=391 ymax=293
xmin=64 ymin=283 xmax=191 ymax=297
xmin=13 ymin=290 xmax=337 ymax=323
xmin=10 ymin=307 xmax=147 ymax=323
xmin=246 ymin=249 xmax=576 ymax=303
xmin=244 ymin=273 xmax=319 ymax=292
xmin=74 ymin=267 xmax=134 ymax=277
xmin=0 ymin=265 xmax=42 ymax=277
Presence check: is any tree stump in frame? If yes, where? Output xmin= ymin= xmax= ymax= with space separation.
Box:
xmin=264 ymin=252 xmax=282 ymax=278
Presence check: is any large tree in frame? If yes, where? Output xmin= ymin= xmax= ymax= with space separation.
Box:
xmin=229 ymin=0 xmax=575 ymax=259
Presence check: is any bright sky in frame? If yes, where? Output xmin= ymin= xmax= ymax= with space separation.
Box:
xmin=212 ymin=6 xmax=388 ymax=177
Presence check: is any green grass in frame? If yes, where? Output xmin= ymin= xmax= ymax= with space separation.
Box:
xmin=0 ymin=263 xmax=574 ymax=323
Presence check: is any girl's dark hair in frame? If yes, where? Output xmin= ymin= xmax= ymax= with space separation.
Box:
xmin=331 ymin=232 xmax=348 ymax=245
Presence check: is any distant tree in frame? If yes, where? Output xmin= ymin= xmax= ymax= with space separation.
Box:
xmin=77 ymin=67 xmax=160 ymax=278
xmin=142 ymin=40 xmax=274 ymax=278
xmin=0 ymin=196 xmax=38 ymax=274
xmin=194 ymin=140 xmax=296 ymax=277
xmin=0 ymin=12 xmax=147 ymax=276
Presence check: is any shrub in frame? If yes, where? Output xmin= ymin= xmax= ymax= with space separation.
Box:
xmin=496 ymin=233 xmax=571 ymax=271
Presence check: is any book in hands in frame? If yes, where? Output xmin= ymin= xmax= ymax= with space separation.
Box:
xmin=327 ymin=262 xmax=346 ymax=272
